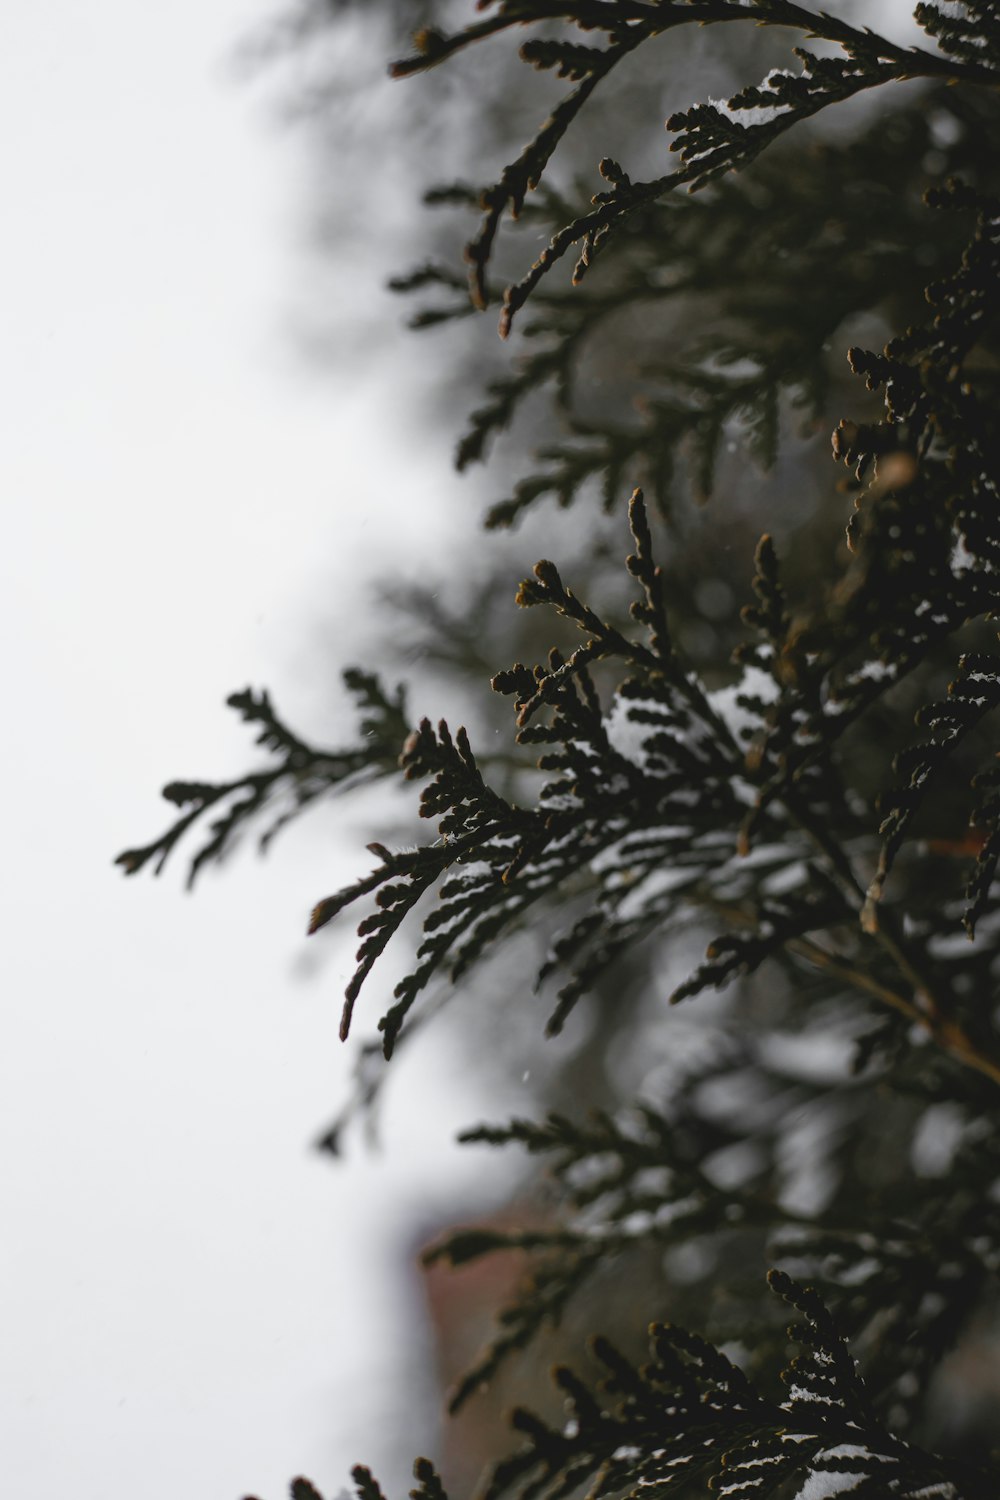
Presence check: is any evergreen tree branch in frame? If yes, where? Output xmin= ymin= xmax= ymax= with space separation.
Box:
xmin=390 ymin=2 xmax=1000 ymax=333
xmin=273 ymin=1274 xmax=994 ymax=1500
xmin=116 ymin=670 xmax=409 ymax=887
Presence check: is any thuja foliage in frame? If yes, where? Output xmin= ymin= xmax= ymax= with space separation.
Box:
xmin=271 ymin=1271 xmax=994 ymax=1500
xmin=121 ymin=2 xmax=1000 ymax=1497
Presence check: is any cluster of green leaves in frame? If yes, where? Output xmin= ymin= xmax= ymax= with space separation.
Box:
xmin=122 ymin=2 xmax=1000 ymax=1497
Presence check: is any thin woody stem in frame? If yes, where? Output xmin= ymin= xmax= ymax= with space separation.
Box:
xmin=775 ymin=788 xmax=1000 ymax=1080
xmin=788 ymin=936 xmax=1000 ymax=1089
xmin=392 ymin=2 xmax=1000 ymax=91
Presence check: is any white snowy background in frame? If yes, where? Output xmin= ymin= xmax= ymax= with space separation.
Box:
xmin=1 ymin=5 xmax=523 ymax=1497
xmin=0 ymin=2 xmax=929 ymax=1498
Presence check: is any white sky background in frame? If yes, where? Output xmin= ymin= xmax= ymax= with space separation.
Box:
xmin=0 ymin=5 xmax=526 ymax=1499
xmin=0 ymin=2 xmax=933 ymax=1497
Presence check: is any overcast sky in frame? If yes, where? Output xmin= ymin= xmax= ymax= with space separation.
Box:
xmin=0 ymin=6 xmax=522 ymax=1498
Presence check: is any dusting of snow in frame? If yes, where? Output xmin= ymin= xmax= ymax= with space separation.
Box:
xmin=786 ymin=1384 xmax=827 ymax=1405
xmin=776 ymin=1101 xmax=843 ymax=1215
xmin=708 ymin=664 xmax=779 ymax=741
xmin=835 ymin=1256 xmax=881 ymax=1288
xmin=856 ymin=658 xmax=895 ymax=682
xmin=760 ymin=1030 xmax=855 ymax=1084
xmin=653 ymin=1194 xmax=702 ymax=1228
xmin=708 ymin=69 xmax=798 ymax=128
xmin=697 ymin=352 xmax=765 ymax=380
xmin=760 ymin=859 xmax=810 ymax=897
xmin=928 ymin=928 xmax=979 ymax=959
xmin=825 ymin=656 xmax=899 ymax=714
xmin=616 ymin=865 xmax=698 ymax=921
xmin=702 ymin=1140 xmax=766 ymax=1190
xmin=792 ymin=1470 xmax=866 ymax=1499
xmin=911 ymin=1102 xmax=966 ymax=1176
xmin=951 ymin=532 xmax=977 ymax=573
xmin=605 ymin=692 xmax=665 ymax=767
xmin=592 ymin=830 xmax=692 ymax=872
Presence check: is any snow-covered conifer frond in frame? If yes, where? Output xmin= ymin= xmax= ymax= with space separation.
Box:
xmin=290 ymin=1276 xmax=986 ymax=1500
